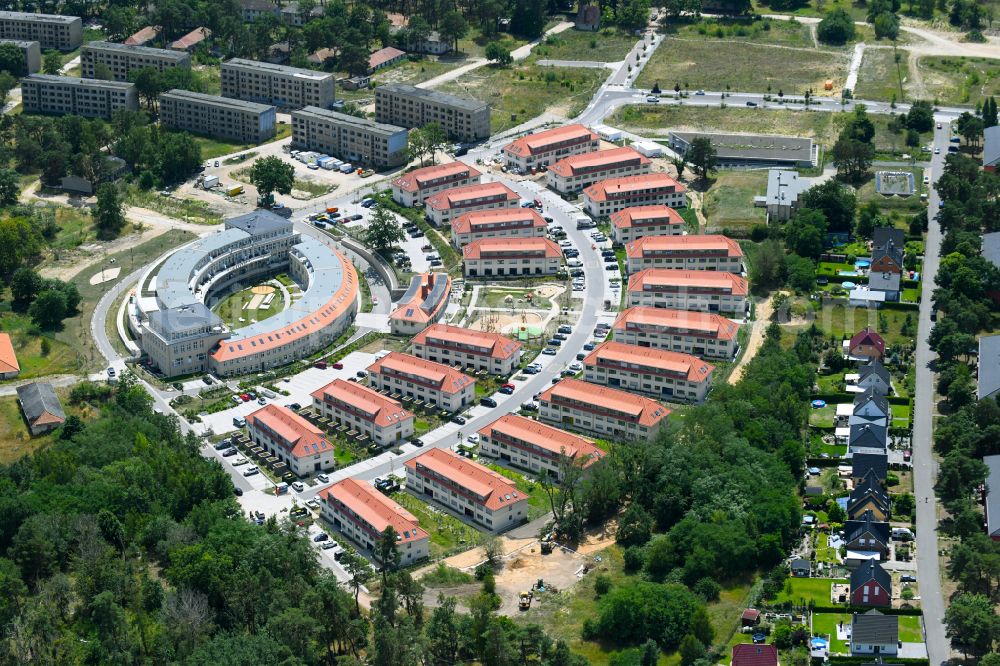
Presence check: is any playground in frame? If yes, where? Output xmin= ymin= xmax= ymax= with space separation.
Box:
xmin=213 ymin=281 xmax=287 ymax=328
xmin=465 ymin=284 xmax=570 ymax=339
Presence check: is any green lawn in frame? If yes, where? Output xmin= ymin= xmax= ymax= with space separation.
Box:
xmin=891 ymin=402 xmax=912 ymax=428
xmin=853 ymin=48 xmax=907 ymax=102
xmin=125 ymin=186 xmax=222 ymax=225
xmin=898 ymin=614 xmax=923 ymax=642
xmin=531 ymin=28 xmax=637 ymax=62
xmin=773 ymin=577 xmax=841 ymax=606
xmin=815 ymin=533 xmax=839 ymax=563
xmin=670 ymin=16 xmax=816 ymax=48
xmin=635 ymin=38 xmax=848 ymax=95
xmin=803 ymin=301 xmax=918 ymax=348
xmin=702 ymin=170 xmax=768 ymax=232
xmin=189 ymin=123 xmax=292 ymax=161
xmin=369 ymin=57 xmax=461 ymax=88
xmin=213 ymin=282 xmax=286 ymax=328
xmin=0 ymin=395 xmax=54 ymax=463
xmin=857 ymin=168 xmax=925 ymax=212
xmin=391 ymin=490 xmax=485 ymax=558
xmin=808 ymin=404 xmax=835 ymax=427
xmin=485 ymin=462 xmax=552 ymax=520
xmin=812 ymin=612 xmax=852 ymax=654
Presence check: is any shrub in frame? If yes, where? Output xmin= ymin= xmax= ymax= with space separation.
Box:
xmin=693 ymin=577 xmax=720 ymax=602
xmin=623 ymin=546 xmax=644 ymax=573
xmin=594 ymin=574 xmax=612 ymax=596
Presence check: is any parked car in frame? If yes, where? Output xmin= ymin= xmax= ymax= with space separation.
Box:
xmin=313 ymin=532 xmax=329 ymax=542
xmin=233 ymin=457 xmax=249 ymax=466
xmin=243 ymin=466 xmax=259 ymax=476
xmin=451 ymin=415 xmax=467 ymax=425
xmin=292 ymin=481 xmax=305 ymax=492
xmin=257 ymin=397 xmax=267 ymax=405
xmin=222 ymin=448 xmax=238 ymax=457
xmin=288 ymin=402 xmax=302 ymax=411
xmin=233 ymin=485 xmax=243 ymax=496
xmin=541 ymin=347 xmax=557 ymax=355
xmin=411 ymin=438 xmax=425 ymax=447
xmin=498 ymin=385 xmax=514 ymax=395
xmin=321 ymin=540 xmax=337 ymax=549
xmin=480 ymin=397 xmax=498 ymax=408
xmin=901 ymin=574 xmax=917 ymax=583
xmin=467 ymin=434 xmax=480 ymax=444
xmin=316 ymin=473 xmax=330 ymax=483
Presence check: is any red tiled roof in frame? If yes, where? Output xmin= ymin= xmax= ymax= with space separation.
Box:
xmin=389 ymin=273 xmax=451 ymax=325
xmin=368 ymin=352 xmax=475 ymax=395
xmin=310 ymin=379 xmax=413 ymax=428
xmin=393 ymin=161 xmax=481 ymax=194
xmin=321 ymin=478 xmax=428 ymax=544
xmin=610 ymin=205 xmax=685 ymax=229
xmin=246 ymin=403 xmax=333 ymax=459
xmin=625 ymin=234 xmax=743 ymax=259
xmin=732 ymin=644 xmax=777 ymax=666
xmin=170 ymin=27 xmax=210 ymax=50
xmin=537 ymin=378 xmax=671 ymax=427
xmin=451 ymin=208 xmax=546 ymax=235
xmin=627 ymin=268 xmax=749 ymax=296
xmin=124 ymin=26 xmax=159 ymax=46
xmin=425 ymin=182 xmax=518 ymax=211
xmin=0 ymin=333 xmax=19 ymax=375
xmin=613 ymin=307 xmax=740 ymax=341
xmin=413 ymin=323 xmax=522 ymax=360
xmin=583 ymin=173 xmax=686 ymax=202
xmin=547 ymin=146 xmax=649 ymax=178
xmin=849 ymin=327 xmax=886 ymax=355
xmin=405 ymin=448 xmax=527 ymax=511
xmin=584 ymin=341 xmax=714 ymax=383
xmin=502 ymin=124 xmax=597 ymax=158
xmin=463 ymin=237 xmax=562 ymax=260
xmin=478 ymin=414 xmax=605 ymax=465
xmin=369 ymin=46 xmax=406 ymax=69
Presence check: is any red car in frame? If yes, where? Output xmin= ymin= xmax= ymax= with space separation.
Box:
xmin=239 ymin=393 xmax=250 ymax=402
xmin=501 ymin=383 xmax=515 ymax=391
xmin=332 ymin=362 xmax=344 ymax=370
xmin=314 ymin=361 xmax=328 ymax=369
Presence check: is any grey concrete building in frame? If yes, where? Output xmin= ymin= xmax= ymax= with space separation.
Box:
xmin=221 ymin=58 xmax=335 ymax=109
xmin=0 ymin=39 xmax=41 ymax=74
xmin=762 ymin=169 xmax=809 ymax=222
xmin=291 ymin=106 xmax=408 ymax=169
xmin=21 ymin=75 xmax=138 ymax=119
xmin=668 ymin=131 xmax=818 ymax=168
xmin=375 ymin=83 xmax=489 ymax=142
xmin=0 ymin=11 xmax=81 ymax=51
xmin=159 ymin=89 xmax=276 ymax=144
xmin=82 ymin=41 xmax=191 ymax=81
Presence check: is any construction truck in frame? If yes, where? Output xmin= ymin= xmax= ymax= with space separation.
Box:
xmin=518 ymin=591 xmax=532 ymax=610
xmin=226 ymin=185 xmax=244 ymax=197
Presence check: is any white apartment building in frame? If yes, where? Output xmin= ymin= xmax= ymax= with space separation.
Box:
xmin=583 ymin=173 xmax=687 ymax=218
xmin=21 ymin=75 xmax=138 ymax=119
xmin=627 ymin=269 xmax=749 ymax=315
xmin=0 ymin=12 xmax=81 ymax=51
xmin=320 ymin=478 xmax=429 ymax=563
xmin=610 ymin=205 xmax=687 ymax=244
xmin=392 ymin=161 xmax=482 ymax=207
xmin=81 ymin=41 xmax=190 ymax=81
xmin=537 ymin=378 xmax=671 ymax=442
xmin=583 ymin=341 xmax=715 ymax=403
xmin=463 ymin=237 xmax=562 ymax=279
xmin=450 ymin=208 xmax=547 ymax=249
xmin=245 ymin=403 xmax=336 ymax=476
xmin=546 ymin=146 xmax=651 ymax=194
xmin=502 ymin=123 xmax=600 ymax=172
xmin=405 ymin=448 xmax=529 ymax=532
xmin=222 ymin=58 xmax=336 ymax=109
xmin=424 ymin=182 xmax=520 ymax=226
xmin=624 ymin=235 xmax=744 ymax=274
xmin=411 ymin=323 xmax=523 ymax=376
xmin=478 ymin=414 xmax=606 ymax=481
xmin=367 ymin=352 xmax=475 ymax=412
xmin=311 ymin=379 xmax=414 ymax=447
xmin=612 ymin=306 xmax=740 ymax=359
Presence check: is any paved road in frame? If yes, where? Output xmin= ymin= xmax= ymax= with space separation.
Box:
xmin=911 ymin=122 xmax=950 ymax=665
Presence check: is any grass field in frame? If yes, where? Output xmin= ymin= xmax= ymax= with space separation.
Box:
xmin=532 ymin=28 xmax=637 ymax=62
xmin=213 ymin=282 xmax=286 ymax=328
xmin=126 ymin=186 xmax=222 ymax=225
xmin=899 ymin=614 xmax=923 ymax=642
xmin=702 ymin=170 xmax=768 ymax=232
xmin=669 ymin=16 xmax=815 ymax=48
xmin=916 ymin=56 xmax=1000 ymax=107
xmin=189 ymin=123 xmax=292 ymax=161
xmin=0 ymin=385 xmax=93 ymax=463
xmin=853 ymin=48 xmax=907 ymax=102
xmin=438 ymin=63 xmax=608 ymax=133
xmin=635 ymin=38 xmax=848 ymax=95
xmin=774 ymin=577 xmax=842 ymax=606
xmin=485 ymin=462 xmax=552 ymax=520
xmin=802 ymin=301 xmax=918 ymax=348
xmin=391 ymin=490 xmax=485 ymax=558
xmin=812 ymin=612 xmax=852 ymax=653
xmin=457 ymin=29 xmax=529 ymax=59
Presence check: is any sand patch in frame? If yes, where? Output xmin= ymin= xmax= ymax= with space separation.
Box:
xmin=251 ymin=285 xmax=276 ymax=295
xmin=89 ymin=266 xmax=121 ymax=285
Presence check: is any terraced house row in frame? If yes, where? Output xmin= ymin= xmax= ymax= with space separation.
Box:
xmin=246 ymin=403 xmax=336 ymax=476
xmin=584 ymin=173 xmax=687 ymax=217
xmin=388 ymin=272 xmax=451 ymax=336
xmin=463 ymin=237 xmax=563 ymax=278
xmin=546 ymin=146 xmax=651 ymax=194
xmin=627 ymin=269 xmax=749 ymax=314
xmin=502 ymin=123 xmax=600 ymax=172
xmin=624 ymin=234 xmax=744 ymax=274
xmin=411 ymin=323 xmax=523 ymax=376
xmin=320 ymin=479 xmax=429 ymax=563
xmin=583 ymin=341 xmax=715 ymax=403
xmin=391 ymin=161 xmax=482 ymax=207
xmin=612 ymin=306 xmax=741 ymax=360
xmin=310 ymin=379 xmax=414 ymax=446
xmin=425 ymin=182 xmax=520 ymax=226
xmin=450 ymin=208 xmax=547 ymax=249
xmin=610 ymin=205 xmax=686 ymax=244
xmin=478 ymin=414 xmax=606 ymax=481
xmin=537 ymin=378 xmax=671 ymax=442
xmin=366 ymin=351 xmax=475 ymax=412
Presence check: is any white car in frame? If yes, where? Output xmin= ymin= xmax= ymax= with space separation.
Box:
xmin=233 ymin=457 xmax=249 ymax=466
xmin=467 ymin=434 xmax=480 ymax=444
xmin=316 ymin=473 xmax=330 ymax=483
xmin=292 ymin=481 xmax=305 ymax=492
xmin=306 ymin=499 xmax=320 ymax=509
xmin=243 ymin=466 xmax=259 ymax=476
xmin=568 ymin=362 xmax=583 ymax=373
xmin=923 ymin=175 xmax=930 ymax=184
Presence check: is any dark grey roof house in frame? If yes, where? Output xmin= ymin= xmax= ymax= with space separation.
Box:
xmin=850 ymin=422 xmax=887 ymax=453
xmin=16 ymin=382 xmax=66 ymax=435
xmin=979 ymin=335 xmax=1000 ymax=401
xmin=857 ymin=360 xmax=891 ymax=396
xmin=790 ymin=558 xmax=811 ymax=577
xmin=852 ymin=452 xmax=888 ymax=485
xmin=845 ymin=511 xmax=890 ymax=555
xmin=850 ymin=610 xmax=899 ymax=656
xmin=984 ymin=454 xmax=1000 ymax=540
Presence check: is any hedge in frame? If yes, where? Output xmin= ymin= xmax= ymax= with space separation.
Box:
xmin=880 ymin=301 xmax=920 ymax=312
xmin=809 ymin=393 xmax=911 ymax=406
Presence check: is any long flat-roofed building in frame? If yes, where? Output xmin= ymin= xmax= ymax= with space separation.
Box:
xmin=583 ymin=341 xmax=714 ymax=403
xmin=291 ymin=106 xmax=408 ymax=169
xmin=451 ymin=208 xmax=547 ymax=249
xmin=320 ymin=478 xmax=429 ymax=563
xmin=82 ymin=41 xmax=190 ymax=81
xmin=612 ymin=306 xmax=740 ymax=359
xmin=627 ymin=268 xmax=748 ymax=314
xmin=0 ymin=12 xmax=81 ymax=51
xmin=583 ymin=173 xmax=687 ymax=217
xmin=375 ymin=83 xmax=489 ymax=142
xmin=424 ymin=182 xmax=519 ymax=226
xmin=389 ymin=272 xmax=451 ymax=335
xmin=310 ymin=379 xmax=414 ymax=446
xmin=222 ymin=58 xmax=335 ymax=109
xmin=547 ymin=146 xmax=651 ymax=194
xmin=246 ymin=403 xmax=336 ymax=476
xmin=463 ymin=237 xmax=562 ymax=278
xmin=392 ymin=161 xmax=482 ymax=207
xmin=502 ymin=124 xmax=600 ymax=172
xmin=668 ymin=131 xmax=817 ymax=169
xmin=367 ymin=351 xmax=475 ymax=412
xmin=610 ymin=205 xmax=686 ymax=244
xmin=411 ymin=323 xmax=523 ymax=376
xmin=405 ymin=448 xmax=529 ymax=531
xmin=159 ymin=89 xmax=276 ymax=144
xmin=0 ymin=39 xmax=40 ymax=73
xmin=478 ymin=414 xmax=605 ymax=480
xmin=625 ymin=234 xmax=744 ymax=274
xmin=21 ymin=75 xmax=138 ymax=119
xmin=537 ymin=378 xmax=671 ymax=442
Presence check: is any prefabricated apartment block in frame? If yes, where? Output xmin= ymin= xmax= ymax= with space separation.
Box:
xmin=82 ymin=41 xmax=190 ymax=81
xmin=21 ymin=75 xmax=138 ymax=119
xmin=0 ymin=11 xmax=81 ymax=50
xmin=222 ymin=58 xmax=336 ymax=109
xmin=375 ymin=83 xmax=489 ymax=142
xmin=291 ymin=106 xmax=408 ymax=169
xmin=159 ymin=89 xmax=277 ymax=144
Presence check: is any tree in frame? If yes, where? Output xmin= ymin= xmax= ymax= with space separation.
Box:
xmin=784 ymin=209 xmax=827 ymax=260
xmin=93 ymin=183 xmax=126 ymax=240
xmin=0 ymin=43 xmax=25 ymax=76
xmin=906 ymin=100 xmax=935 ymax=132
xmin=873 ymin=11 xmax=900 ymax=39
xmin=617 ymin=503 xmax=654 ymax=547
xmin=29 ymin=288 xmax=68 ymax=329
xmin=0 ymin=168 xmax=19 ymax=206
xmin=375 ymin=526 xmax=402 ymax=585
xmin=786 ymin=254 xmax=816 ymax=292
xmin=799 ymin=180 xmax=856 ymax=232
xmin=10 ymin=267 xmax=42 ymax=308
xmin=685 ymin=137 xmax=717 ymax=180
xmin=983 ymin=96 xmax=998 ymax=128
xmin=341 ymin=551 xmax=373 ymax=614
xmin=42 ymin=51 xmax=62 ymax=75
xmin=817 ymin=9 xmax=856 ymax=44
xmin=439 ymin=11 xmax=469 ymax=52
xmin=248 ymin=156 xmax=295 ymax=208
xmin=831 ymin=136 xmax=875 ymax=181
xmin=339 ymin=43 xmax=370 ymax=77
xmin=364 ymin=207 xmax=405 ymax=255
xmin=485 ymin=42 xmax=513 ymax=67
xmin=957 ymin=111 xmax=985 ymax=147
xmin=427 ymin=594 xmax=460 ymax=665
xmin=510 ymin=0 xmax=547 ymax=38
xmin=672 ymin=156 xmax=686 ymax=179
xmin=945 ymin=593 xmax=1000 ymax=657
xmin=618 ymin=0 xmax=653 ymax=31
xmin=678 ymin=634 xmax=705 ymax=666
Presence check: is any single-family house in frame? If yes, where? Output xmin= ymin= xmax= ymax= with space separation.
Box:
xmin=850 ymin=561 xmax=892 ymax=607
xmin=978 ymin=335 xmax=1000 ymax=401
xmin=0 ymin=332 xmax=19 ymax=379
xmin=405 ymin=30 xmax=451 ymax=55
xmin=239 ymin=0 xmax=280 ymax=22
xmin=854 ymin=390 xmax=890 ymax=422
xmin=845 ymin=511 xmax=890 ymax=558
xmin=307 ymin=48 xmax=336 ymax=66
xmin=790 ymin=558 xmax=811 ymax=577
xmin=851 ymin=451 xmax=888 ymax=487
xmin=124 ymin=26 xmax=160 ymax=47
xmin=848 ymin=327 xmax=886 ymax=361
xmin=869 ymin=227 xmax=905 ymax=301
xmin=983 ymin=454 xmax=1000 ymax=540
xmin=850 ymin=423 xmax=887 ymax=454
xmin=856 ymin=360 xmax=891 ymax=396
xmin=732 ymin=644 xmax=778 ymax=666
xmin=984 ymin=232 xmax=1000 ymax=306
xmin=169 ymin=27 xmax=210 ymax=52
xmin=850 ymin=610 xmax=899 ymax=657
xmin=16 ymin=382 xmax=66 ymax=435
xmin=848 ymin=474 xmax=890 ymax=521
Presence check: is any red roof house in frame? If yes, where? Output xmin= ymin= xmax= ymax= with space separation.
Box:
xmin=732 ymin=644 xmax=778 ymax=666
xmin=848 ymin=327 xmax=886 ymax=361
